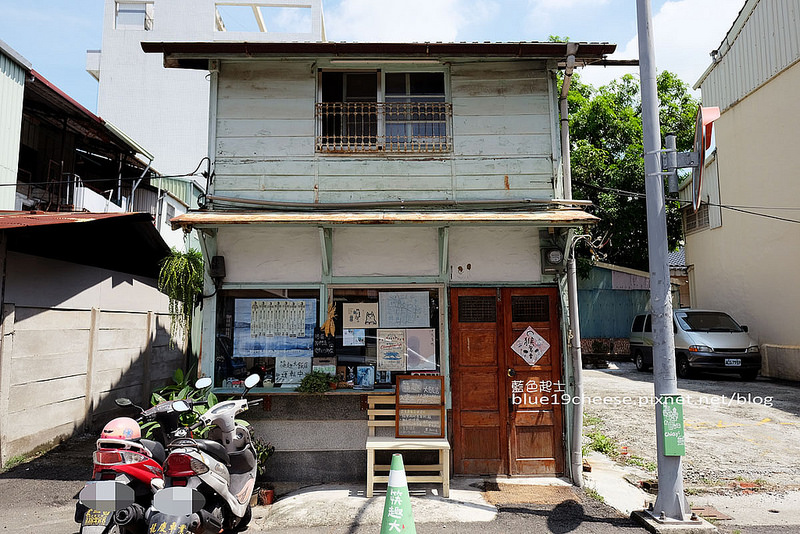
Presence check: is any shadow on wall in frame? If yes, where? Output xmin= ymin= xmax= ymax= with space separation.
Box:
xmin=0 ymin=304 xmax=186 ymax=466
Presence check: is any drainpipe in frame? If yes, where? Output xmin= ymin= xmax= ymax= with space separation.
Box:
xmin=559 ymin=44 xmax=585 ymax=487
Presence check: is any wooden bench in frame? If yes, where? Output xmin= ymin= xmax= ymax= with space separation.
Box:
xmin=365 ymin=394 xmax=450 ymax=498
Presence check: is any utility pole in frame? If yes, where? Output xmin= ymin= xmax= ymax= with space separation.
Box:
xmin=635 ymin=0 xmax=692 ymax=523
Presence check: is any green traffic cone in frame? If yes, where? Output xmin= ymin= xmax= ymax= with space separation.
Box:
xmin=380 ymin=453 xmax=416 ymax=534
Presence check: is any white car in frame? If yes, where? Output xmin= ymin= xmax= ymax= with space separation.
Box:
xmin=629 ymin=309 xmax=761 ymax=380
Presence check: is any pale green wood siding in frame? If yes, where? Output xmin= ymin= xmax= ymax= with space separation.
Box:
xmin=213 ymin=58 xmax=557 ymax=203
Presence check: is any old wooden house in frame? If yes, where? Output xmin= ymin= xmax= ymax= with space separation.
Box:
xmin=144 ymin=40 xmax=615 ymax=484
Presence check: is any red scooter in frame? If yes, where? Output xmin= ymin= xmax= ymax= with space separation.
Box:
xmin=76 ymin=385 xmax=210 ymax=534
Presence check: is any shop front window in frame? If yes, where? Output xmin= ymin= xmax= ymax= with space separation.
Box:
xmin=213 ymin=287 xmax=441 ymax=391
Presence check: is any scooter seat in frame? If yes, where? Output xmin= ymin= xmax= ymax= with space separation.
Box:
xmin=140 ymin=439 xmax=166 ymax=464
xmin=195 ymin=439 xmax=230 ymax=465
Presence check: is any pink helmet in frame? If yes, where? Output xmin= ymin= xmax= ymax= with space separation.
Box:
xmin=101 ymin=417 xmax=141 ymax=440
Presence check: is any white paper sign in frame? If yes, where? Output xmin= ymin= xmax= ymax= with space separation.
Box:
xmin=274 ymin=356 xmax=312 ymax=384
xmin=379 ymin=291 xmax=429 ymax=328
xmin=511 ymin=326 xmax=550 ymax=366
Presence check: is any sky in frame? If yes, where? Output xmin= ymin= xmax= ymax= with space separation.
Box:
xmin=0 ymin=0 xmax=744 ymax=114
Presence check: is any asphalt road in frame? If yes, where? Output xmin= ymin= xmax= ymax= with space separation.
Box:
xmin=0 ymin=433 xmax=646 ymax=534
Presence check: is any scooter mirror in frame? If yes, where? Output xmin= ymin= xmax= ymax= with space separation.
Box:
xmin=195 ymin=377 xmax=212 ymax=389
xmin=173 ymin=400 xmax=190 ymax=412
xmin=115 ymin=398 xmax=133 ymax=407
xmin=244 ymin=374 xmax=260 ymax=389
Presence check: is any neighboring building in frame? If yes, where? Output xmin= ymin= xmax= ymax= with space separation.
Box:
xmin=0 ymin=211 xmax=184 ymax=466
xmin=0 ymin=39 xmax=202 ymax=250
xmin=577 ymin=262 xmax=682 ymax=356
xmin=145 ymin=38 xmax=617 ymax=483
xmin=88 ymin=0 xmax=325 ymax=178
xmin=687 ymin=0 xmax=800 ymax=380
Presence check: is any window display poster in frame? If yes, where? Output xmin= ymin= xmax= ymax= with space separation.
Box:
xmin=378 ymin=291 xmax=429 ymax=328
xmin=274 ymin=356 xmax=312 ymax=384
xmin=343 ymin=328 xmax=366 ymax=346
xmin=233 ymin=298 xmax=316 ymax=358
xmin=355 ymin=365 xmax=375 ymax=389
xmin=377 ymin=329 xmax=407 ymax=371
xmin=406 ymin=328 xmax=437 ymax=371
xmin=342 ymin=303 xmax=379 ymax=328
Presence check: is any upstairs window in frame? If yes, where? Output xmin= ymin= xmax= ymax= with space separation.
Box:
xmin=116 ymin=2 xmax=154 ymax=30
xmin=316 ymin=70 xmax=451 ymax=154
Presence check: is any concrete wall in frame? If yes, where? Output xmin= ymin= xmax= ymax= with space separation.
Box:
xmin=687 ymin=62 xmax=800 ymax=380
xmin=0 ymin=252 xmax=185 ymax=465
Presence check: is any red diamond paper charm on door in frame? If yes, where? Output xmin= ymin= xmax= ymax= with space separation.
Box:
xmin=511 ymin=326 xmax=550 ymax=366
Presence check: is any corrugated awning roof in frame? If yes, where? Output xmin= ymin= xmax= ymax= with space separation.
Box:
xmin=0 ymin=211 xmax=170 ymax=278
xmin=141 ymin=41 xmax=617 ymax=70
xmin=171 ymin=209 xmax=598 ymax=230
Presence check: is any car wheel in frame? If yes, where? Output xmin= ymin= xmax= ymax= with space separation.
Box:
xmin=635 ymin=352 xmax=647 ymax=372
xmin=677 ymin=355 xmax=692 ymax=379
xmin=740 ymin=370 xmax=758 ymax=381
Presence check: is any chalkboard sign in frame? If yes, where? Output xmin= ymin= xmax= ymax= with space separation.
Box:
xmin=396 ymin=375 xmax=444 ymax=406
xmin=313 ymin=327 xmax=335 ymax=358
xmin=396 ymin=407 xmax=445 ymax=438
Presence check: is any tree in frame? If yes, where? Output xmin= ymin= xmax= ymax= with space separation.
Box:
xmin=566 ymin=70 xmax=698 ymax=272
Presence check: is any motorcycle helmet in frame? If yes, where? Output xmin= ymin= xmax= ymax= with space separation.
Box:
xmin=101 ymin=417 xmax=141 ymax=440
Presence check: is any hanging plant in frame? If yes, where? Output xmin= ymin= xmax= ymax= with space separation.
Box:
xmin=158 ymin=248 xmax=204 ymax=344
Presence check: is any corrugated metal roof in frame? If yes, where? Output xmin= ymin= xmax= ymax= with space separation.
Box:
xmin=0 ymin=210 xmax=140 ymax=229
xmin=170 ymin=209 xmax=599 ymax=230
xmin=141 ymin=41 xmax=617 ymax=69
xmin=0 ymin=211 xmax=170 ymax=278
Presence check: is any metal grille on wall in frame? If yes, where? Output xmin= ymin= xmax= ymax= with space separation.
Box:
xmin=316 ymin=102 xmax=452 ymax=153
xmin=511 ymin=296 xmax=549 ymax=323
xmin=458 ymin=296 xmax=497 ymax=323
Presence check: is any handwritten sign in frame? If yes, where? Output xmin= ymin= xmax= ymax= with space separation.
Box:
xmin=510 ymin=326 xmax=550 ymax=366
xmin=313 ymin=327 xmax=335 ymax=358
xmin=396 ymin=376 xmax=444 ymax=406
xmin=396 ymin=408 xmax=445 ymax=438
xmin=342 ymin=302 xmax=379 ymax=328
xmin=274 ymin=356 xmax=311 ymax=384
xmin=379 ymin=291 xmax=429 ymax=328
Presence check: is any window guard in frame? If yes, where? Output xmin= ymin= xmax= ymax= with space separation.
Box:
xmin=316 ymin=102 xmax=453 ymax=154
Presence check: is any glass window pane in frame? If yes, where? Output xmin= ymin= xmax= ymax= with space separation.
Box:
xmin=385 ymin=73 xmax=406 ymax=95
xmin=410 ymin=73 xmax=445 ymax=95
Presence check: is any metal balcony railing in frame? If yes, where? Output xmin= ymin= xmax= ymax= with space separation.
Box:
xmin=316 ymin=102 xmax=453 ymax=153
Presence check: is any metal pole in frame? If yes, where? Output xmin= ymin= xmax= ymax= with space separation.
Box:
xmin=558 ymin=47 xmax=585 ymax=487
xmin=636 ymin=0 xmax=689 ymax=521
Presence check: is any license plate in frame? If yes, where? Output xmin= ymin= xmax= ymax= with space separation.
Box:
xmin=83 ymin=508 xmax=112 ymax=527
xmin=725 ymin=358 xmax=742 ymax=366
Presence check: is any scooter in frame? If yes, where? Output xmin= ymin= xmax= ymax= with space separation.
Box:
xmin=76 ymin=381 xmax=212 ymax=534
xmin=145 ymin=374 xmax=261 ymax=534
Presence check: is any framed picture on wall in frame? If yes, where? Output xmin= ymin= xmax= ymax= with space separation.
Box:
xmin=354 ymin=365 xmax=375 ymax=390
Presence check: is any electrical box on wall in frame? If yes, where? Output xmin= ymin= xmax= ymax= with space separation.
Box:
xmin=539 ymin=229 xmax=567 ymax=274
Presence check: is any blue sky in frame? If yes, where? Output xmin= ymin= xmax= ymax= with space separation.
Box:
xmin=0 ymin=0 xmax=743 ymax=114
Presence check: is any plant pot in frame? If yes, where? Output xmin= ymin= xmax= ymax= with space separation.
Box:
xmin=258 ymin=488 xmax=275 ymax=505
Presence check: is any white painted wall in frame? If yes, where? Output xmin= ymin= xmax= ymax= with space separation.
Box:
xmin=216 ymin=226 xmax=322 ymax=282
xmin=449 ymin=226 xmax=542 ymax=283
xmin=687 ymin=62 xmax=800 ymax=374
xmin=0 ymin=49 xmax=27 ymax=211
xmin=5 ymin=251 xmax=170 ymax=313
xmin=332 ymin=227 xmax=439 ymax=277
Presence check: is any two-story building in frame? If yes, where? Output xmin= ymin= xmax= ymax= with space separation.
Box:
xmin=144 ymin=40 xmax=615 ymax=484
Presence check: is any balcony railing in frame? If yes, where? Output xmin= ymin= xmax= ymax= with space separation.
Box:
xmin=316 ymin=102 xmax=453 ymax=153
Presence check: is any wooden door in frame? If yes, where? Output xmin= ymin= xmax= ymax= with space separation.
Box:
xmin=450 ymin=287 xmax=564 ymax=476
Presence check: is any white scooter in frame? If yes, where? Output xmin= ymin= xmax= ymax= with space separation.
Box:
xmin=144 ymin=374 xmax=261 ymax=534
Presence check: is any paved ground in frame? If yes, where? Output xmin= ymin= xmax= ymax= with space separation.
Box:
xmin=0 ymin=433 xmax=645 ymax=534
xmin=582 ymin=361 xmax=800 ymax=533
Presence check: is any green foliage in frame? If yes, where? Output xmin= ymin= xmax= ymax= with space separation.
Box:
xmin=586 ymin=429 xmax=618 ymax=458
xmin=143 ymin=367 xmax=217 ymax=439
xmin=158 ymin=248 xmax=204 ymax=344
xmin=295 ymin=371 xmax=335 ymax=393
xmin=253 ymin=436 xmax=275 ymax=479
xmin=624 ymin=455 xmax=657 ymax=473
xmin=566 ymin=71 xmax=698 ymax=271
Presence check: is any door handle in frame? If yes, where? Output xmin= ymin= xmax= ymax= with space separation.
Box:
xmin=507 ymin=368 xmax=516 ymax=377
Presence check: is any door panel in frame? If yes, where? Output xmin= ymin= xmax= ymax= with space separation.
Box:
xmin=451 ymin=286 xmax=564 ymax=476
xmin=450 ymin=288 xmax=506 ymax=475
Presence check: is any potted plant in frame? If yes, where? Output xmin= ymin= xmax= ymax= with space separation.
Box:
xmin=295 ymin=371 xmax=335 ymax=393
xmin=253 ymin=436 xmax=276 ymax=504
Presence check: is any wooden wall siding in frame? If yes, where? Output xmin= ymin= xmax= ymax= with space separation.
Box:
xmin=213 ymin=59 xmax=557 ymax=204
xmin=0 ymin=306 xmax=184 ymax=465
